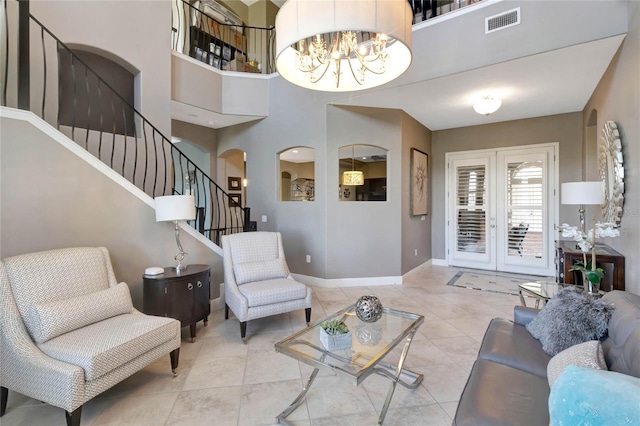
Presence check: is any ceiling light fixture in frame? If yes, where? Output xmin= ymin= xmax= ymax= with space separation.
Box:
xmin=275 ymin=0 xmax=413 ymax=92
xmin=473 ymin=96 xmax=502 ymax=115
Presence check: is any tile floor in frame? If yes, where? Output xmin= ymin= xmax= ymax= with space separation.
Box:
xmin=1 ymin=264 xmax=540 ymax=425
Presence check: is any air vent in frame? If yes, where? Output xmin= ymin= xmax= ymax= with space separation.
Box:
xmin=485 ymin=7 xmax=520 ymax=34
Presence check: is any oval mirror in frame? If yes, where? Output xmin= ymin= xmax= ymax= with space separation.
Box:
xmin=599 ymin=121 xmax=624 ymax=226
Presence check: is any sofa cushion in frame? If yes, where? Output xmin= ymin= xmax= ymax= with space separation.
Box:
xmin=233 ymin=258 xmax=287 ymax=285
xmin=547 ymin=340 xmax=607 ymax=387
xmin=526 ymin=286 xmax=614 ymax=356
xmin=600 ymin=290 xmax=640 ymax=377
xmin=478 ymin=318 xmax=551 ymax=378
xmin=37 ymin=312 xmax=179 ymax=381
xmin=29 ymin=282 xmax=134 ymax=344
xmin=453 ymin=359 xmax=550 ymax=426
xmin=238 ymin=278 xmax=307 ymax=308
xmin=549 ymin=365 xmax=640 ymax=425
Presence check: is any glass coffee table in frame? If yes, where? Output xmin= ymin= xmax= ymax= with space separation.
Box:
xmin=518 ymin=281 xmax=563 ymax=308
xmin=274 ymin=303 xmax=424 ymax=425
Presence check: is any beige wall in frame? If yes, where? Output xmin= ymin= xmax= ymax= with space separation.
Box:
xmin=28 ymin=0 xmax=173 ymax=137
xmin=431 ymin=113 xmax=583 ymax=260
xmin=582 ymin=1 xmax=640 ymax=294
xmin=0 ymin=115 xmax=223 ymax=307
xmin=401 ymin=112 xmax=432 ymax=273
xmin=280 ymin=160 xmax=315 ymax=181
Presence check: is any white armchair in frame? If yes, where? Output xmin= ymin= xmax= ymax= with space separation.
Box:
xmin=221 ymin=232 xmax=312 ymax=341
xmin=0 ymin=247 xmax=181 ymax=426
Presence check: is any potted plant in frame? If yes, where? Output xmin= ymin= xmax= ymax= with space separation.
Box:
xmin=560 ymin=221 xmax=620 ymax=293
xmin=319 ymin=319 xmax=352 ymax=351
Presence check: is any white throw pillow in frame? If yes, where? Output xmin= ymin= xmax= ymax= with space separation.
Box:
xmin=29 ymin=282 xmax=134 ymax=343
xmin=233 ymin=258 xmax=287 ymax=285
xmin=547 ymin=340 xmax=607 ymax=387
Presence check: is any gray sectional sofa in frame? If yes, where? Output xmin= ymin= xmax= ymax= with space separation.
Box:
xmin=453 ymin=290 xmax=640 ymax=425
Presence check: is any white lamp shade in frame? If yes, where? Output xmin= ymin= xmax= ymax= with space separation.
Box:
xmin=275 ymin=0 xmax=413 ymax=92
xmin=343 ymin=170 xmax=364 ymax=186
xmin=561 ymin=181 xmax=605 ymax=205
xmin=155 ymin=195 xmax=196 ymax=222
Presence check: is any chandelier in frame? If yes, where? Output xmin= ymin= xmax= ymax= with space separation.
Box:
xmin=275 ymin=0 xmax=413 ymax=92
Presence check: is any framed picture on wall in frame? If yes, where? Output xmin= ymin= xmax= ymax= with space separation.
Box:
xmin=228 ymin=177 xmax=241 ymax=191
xmin=410 ymin=148 xmax=428 ymax=216
xmin=229 ymin=193 xmax=242 ymax=207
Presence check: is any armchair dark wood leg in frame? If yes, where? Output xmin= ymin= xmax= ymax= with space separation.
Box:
xmin=1 ymin=386 xmax=8 ymax=416
xmin=305 ymin=307 xmax=311 ymax=325
xmin=65 ymin=406 xmax=82 ymax=426
xmin=225 ymin=303 xmax=229 ymax=320
xmin=240 ymin=321 xmax=247 ymax=343
xmin=170 ymin=348 xmax=180 ymax=376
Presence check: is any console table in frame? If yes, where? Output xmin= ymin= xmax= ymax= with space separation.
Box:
xmin=143 ymin=265 xmax=211 ymax=342
xmin=555 ymin=241 xmax=625 ymax=291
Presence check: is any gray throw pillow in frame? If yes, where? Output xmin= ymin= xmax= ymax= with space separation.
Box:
xmin=526 ymin=286 xmax=614 ymax=356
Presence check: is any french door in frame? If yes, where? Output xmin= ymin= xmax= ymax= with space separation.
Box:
xmin=446 ymin=144 xmax=558 ymax=276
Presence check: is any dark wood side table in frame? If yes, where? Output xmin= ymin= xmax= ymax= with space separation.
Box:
xmin=143 ymin=264 xmax=211 ymax=342
xmin=555 ymin=241 xmax=625 ymax=291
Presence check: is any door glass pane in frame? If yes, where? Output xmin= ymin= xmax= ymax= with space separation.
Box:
xmin=456 ymin=165 xmax=486 ymax=253
xmin=507 ymin=161 xmax=543 ymax=258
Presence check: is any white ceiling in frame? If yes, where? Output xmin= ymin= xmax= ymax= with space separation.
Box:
xmin=172 ymin=0 xmax=628 ymax=132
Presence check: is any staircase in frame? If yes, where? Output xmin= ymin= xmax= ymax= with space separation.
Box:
xmin=1 ymin=0 xmax=252 ymax=247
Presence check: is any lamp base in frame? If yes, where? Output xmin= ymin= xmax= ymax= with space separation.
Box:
xmin=172 ymin=264 xmax=189 ymax=273
xmin=174 ymin=251 xmax=187 ymax=273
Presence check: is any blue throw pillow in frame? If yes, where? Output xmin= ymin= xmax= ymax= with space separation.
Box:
xmin=549 ymin=365 xmax=640 ymax=425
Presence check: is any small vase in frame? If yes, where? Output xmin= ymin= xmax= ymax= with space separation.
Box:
xmin=320 ymin=328 xmax=352 ymax=351
xmin=581 ymin=271 xmax=600 ymax=294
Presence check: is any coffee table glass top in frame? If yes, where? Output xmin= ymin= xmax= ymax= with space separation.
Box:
xmin=275 ymin=303 xmax=424 ymax=386
xmin=519 ymin=281 xmax=563 ymax=300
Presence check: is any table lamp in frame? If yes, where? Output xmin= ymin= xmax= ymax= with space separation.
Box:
xmin=561 ymin=181 xmax=605 ymax=233
xmin=155 ymin=195 xmax=196 ymax=271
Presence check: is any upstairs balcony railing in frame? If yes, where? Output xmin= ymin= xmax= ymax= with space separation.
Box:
xmin=1 ymin=0 xmax=253 ymax=245
xmin=171 ymin=0 xmax=276 ymax=74
xmin=169 ymin=0 xmax=484 ymax=76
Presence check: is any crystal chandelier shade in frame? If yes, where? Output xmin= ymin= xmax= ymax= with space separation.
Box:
xmin=275 ymin=0 xmax=413 ymax=92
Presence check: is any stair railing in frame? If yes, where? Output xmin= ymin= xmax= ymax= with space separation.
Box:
xmin=1 ymin=0 xmax=252 ymax=244
xmin=172 ymin=0 xmax=276 ymax=74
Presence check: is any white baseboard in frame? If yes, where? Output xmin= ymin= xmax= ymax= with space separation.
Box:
xmin=431 ymin=258 xmax=448 ymax=266
xmin=291 ymin=274 xmax=402 ymax=288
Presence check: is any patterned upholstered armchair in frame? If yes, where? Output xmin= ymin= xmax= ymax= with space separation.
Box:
xmin=221 ymin=232 xmax=312 ymax=341
xmin=0 ymin=247 xmax=181 ymax=426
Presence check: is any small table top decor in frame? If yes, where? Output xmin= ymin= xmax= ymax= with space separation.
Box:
xmin=275 ymin=303 xmax=424 ymax=425
xmin=355 ymin=295 xmax=383 ymax=322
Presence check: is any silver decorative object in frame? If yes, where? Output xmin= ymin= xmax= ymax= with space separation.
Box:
xmin=356 ymin=324 xmax=383 ymax=346
xmin=355 ymin=295 xmax=383 ymax=323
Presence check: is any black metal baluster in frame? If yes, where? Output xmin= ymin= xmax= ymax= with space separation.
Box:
xmin=121 ymin=109 xmax=127 ymax=176
xmin=70 ymin=55 xmax=76 ymax=140
xmin=109 ymin=93 xmax=116 ymax=168
xmin=40 ymin=26 xmax=46 ymax=119
xmin=84 ymin=64 xmax=91 ymax=149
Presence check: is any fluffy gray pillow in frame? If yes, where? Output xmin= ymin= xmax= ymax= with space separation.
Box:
xmin=526 ymin=286 xmax=614 ymax=356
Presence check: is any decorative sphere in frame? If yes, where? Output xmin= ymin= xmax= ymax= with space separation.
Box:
xmin=356 ymin=324 xmax=383 ymax=346
xmin=355 ymin=295 xmax=383 ymax=323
